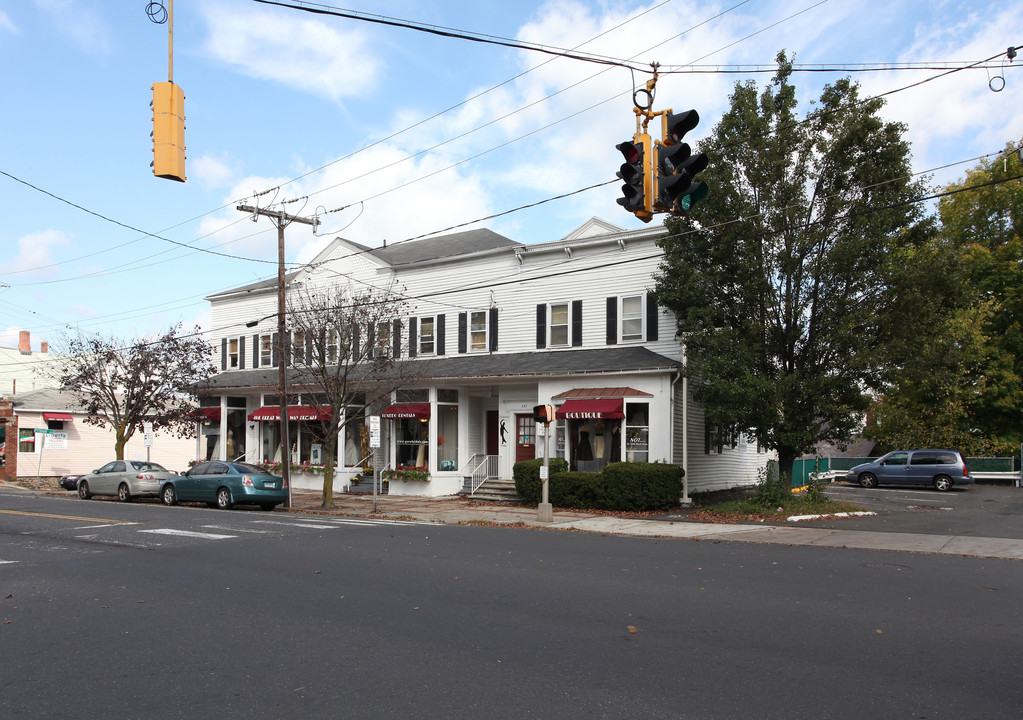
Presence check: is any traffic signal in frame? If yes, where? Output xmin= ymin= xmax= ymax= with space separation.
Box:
xmin=533 ymin=404 xmax=555 ymax=424
xmin=615 ymin=134 xmax=653 ymax=222
xmin=654 ymin=109 xmax=709 ymax=214
xmin=151 ymin=81 xmax=186 ymax=182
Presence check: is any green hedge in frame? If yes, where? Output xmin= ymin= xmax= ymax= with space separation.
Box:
xmin=513 ymin=460 xmax=684 ymax=511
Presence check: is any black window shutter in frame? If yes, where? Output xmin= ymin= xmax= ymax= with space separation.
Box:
xmin=536 ymin=304 xmax=546 ymax=349
xmin=646 ymin=293 xmax=658 ymax=341
xmin=571 ymin=300 xmax=583 ymax=347
xmin=272 ymin=333 xmax=279 ymax=367
xmin=239 ymin=336 xmax=246 ymax=369
xmin=606 ymin=297 xmax=618 ymax=345
xmin=457 ymin=313 xmax=467 ymax=354
xmin=489 ymin=308 xmax=498 ymax=352
xmin=252 ymin=334 xmax=259 ymax=368
xmin=409 ymin=317 xmax=418 ymax=357
xmin=221 ymin=338 xmax=227 ymax=370
xmin=353 ymin=326 xmax=360 ymax=359
xmin=437 ymin=314 xmax=446 ymax=355
xmin=392 ymin=319 xmax=401 ymax=358
xmin=367 ymin=323 xmax=375 ymax=359
xmin=283 ymin=333 xmax=292 ymax=366
xmin=305 ymin=335 xmax=313 ymax=365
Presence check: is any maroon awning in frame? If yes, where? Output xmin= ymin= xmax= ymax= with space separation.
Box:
xmin=555 ymin=398 xmax=625 ymax=419
xmin=42 ymin=412 xmax=74 ymax=422
xmin=190 ymin=407 xmax=221 ymax=422
xmin=248 ymin=405 xmax=332 ymax=422
xmin=380 ymin=402 xmax=431 ymax=419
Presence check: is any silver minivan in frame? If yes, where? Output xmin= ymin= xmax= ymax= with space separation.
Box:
xmin=846 ymin=450 xmax=974 ymax=491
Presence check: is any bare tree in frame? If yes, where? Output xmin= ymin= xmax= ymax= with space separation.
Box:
xmin=286 ymin=281 xmax=421 ymax=509
xmin=52 ymin=324 xmax=216 ymax=459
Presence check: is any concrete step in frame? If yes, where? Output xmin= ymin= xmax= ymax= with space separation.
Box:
xmin=463 ymin=478 xmax=523 ymax=503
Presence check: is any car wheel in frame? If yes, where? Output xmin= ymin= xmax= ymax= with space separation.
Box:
xmin=259 ymin=503 xmax=277 ymax=512
xmin=216 ymin=487 xmax=233 ymax=510
xmin=162 ymin=485 xmax=177 ymax=506
xmin=933 ymin=474 xmax=953 ymax=492
xmin=117 ymin=483 xmax=132 ymax=502
xmin=859 ymin=472 xmax=878 ymax=489
xmin=78 ymin=480 xmax=91 ymax=500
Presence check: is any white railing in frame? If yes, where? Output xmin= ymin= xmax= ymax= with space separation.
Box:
xmin=463 ymin=454 xmax=499 ymax=496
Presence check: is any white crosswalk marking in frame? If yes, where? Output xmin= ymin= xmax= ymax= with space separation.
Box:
xmin=140 ymin=529 xmax=237 ymax=539
xmin=0 ymin=559 xmax=17 ymax=564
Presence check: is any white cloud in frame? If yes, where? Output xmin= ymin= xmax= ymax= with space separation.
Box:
xmin=0 ymin=326 xmax=26 ymax=350
xmin=1 ymin=230 xmax=72 ymax=278
xmin=33 ymin=0 xmax=110 ymax=54
xmin=0 ymin=11 xmax=19 ymax=34
xmin=200 ymin=2 xmax=383 ymax=103
xmin=190 ymin=154 xmax=236 ymax=189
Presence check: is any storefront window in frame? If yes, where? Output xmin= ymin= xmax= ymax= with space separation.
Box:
xmin=225 ymin=396 xmax=247 ymax=462
xmin=437 ymin=390 xmax=458 ymax=472
xmin=343 ymin=406 xmax=368 ymax=466
xmin=625 ymin=403 xmax=649 ymax=463
xmin=395 ymin=417 xmax=429 ymax=468
xmin=19 ymin=428 xmax=36 ymax=453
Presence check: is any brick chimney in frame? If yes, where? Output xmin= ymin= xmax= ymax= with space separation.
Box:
xmin=18 ymin=330 xmax=30 ymax=354
xmin=40 ymin=341 xmax=48 ymax=354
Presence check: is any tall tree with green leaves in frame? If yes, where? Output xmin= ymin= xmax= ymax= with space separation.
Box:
xmin=869 ymin=142 xmax=1023 ymax=453
xmin=655 ymin=53 xmax=933 ymax=481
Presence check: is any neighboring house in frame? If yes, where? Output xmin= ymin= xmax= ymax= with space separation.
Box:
xmin=0 ymin=330 xmax=60 ymax=395
xmin=201 ymin=218 xmax=772 ymax=496
xmin=0 ymin=388 xmax=196 ymax=481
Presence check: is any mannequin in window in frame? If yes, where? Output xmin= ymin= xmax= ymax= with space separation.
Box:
xmin=593 ymin=419 xmax=606 ymax=461
xmin=577 ymin=421 xmax=594 ymax=462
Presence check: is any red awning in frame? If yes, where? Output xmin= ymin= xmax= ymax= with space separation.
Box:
xmin=248 ymin=405 xmax=332 ymax=422
xmin=555 ymin=398 xmax=625 ymax=419
xmin=42 ymin=412 xmax=74 ymax=422
xmin=190 ymin=407 xmax=221 ymax=422
xmin=380 ymin=402 xmax=431 ymax=420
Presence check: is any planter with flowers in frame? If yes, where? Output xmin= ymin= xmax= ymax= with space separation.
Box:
xmin=382 ymin=465 xmax=430 ymax=483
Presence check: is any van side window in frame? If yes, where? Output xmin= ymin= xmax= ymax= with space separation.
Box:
xmin=883 ymin=452 xmax=909 ymax=466
xmin=911 ymin=453 xmax=939 ymax=465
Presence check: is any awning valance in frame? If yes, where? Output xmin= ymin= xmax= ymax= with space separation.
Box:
xmin=190 ymin=407 xmax=221 ymax=422
xmin=42 ymin=412 xmax=74 ymax=422
xmin=248 ymin=405 xmax=332 ymax=422
xmin=380 ymin=402 xmax=431 ymax=420
xmin=555 ymin=398 xmax=625 ymax=419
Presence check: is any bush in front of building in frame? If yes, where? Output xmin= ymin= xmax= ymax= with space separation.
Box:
xmin=513 ymin=457 xmax=569 ymax=504
xmin=513 ymin=459 xmax=684 ymax=511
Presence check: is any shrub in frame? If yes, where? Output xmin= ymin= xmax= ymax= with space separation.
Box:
xmin=513 ymin=458 xmax=568 ymax=504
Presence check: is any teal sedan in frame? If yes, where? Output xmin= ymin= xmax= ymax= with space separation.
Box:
xmin=160 ymin=461 xmax=287 ymax=511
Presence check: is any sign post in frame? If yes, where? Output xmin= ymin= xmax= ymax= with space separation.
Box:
xmin=33 ymin=428 xmax=54 ymax=489
xmin=369 ymin=416 xmax=381 ymax=513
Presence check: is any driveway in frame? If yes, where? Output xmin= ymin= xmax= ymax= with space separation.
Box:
xmin=808 ymin=482 xmax=1023 ymax=538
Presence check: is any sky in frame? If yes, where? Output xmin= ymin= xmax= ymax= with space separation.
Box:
xmin=0 ymin=0 xmax=1020 ymax=352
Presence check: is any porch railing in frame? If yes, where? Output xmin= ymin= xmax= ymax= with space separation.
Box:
xmin=462 ymin=453 xmax=499 ymax=496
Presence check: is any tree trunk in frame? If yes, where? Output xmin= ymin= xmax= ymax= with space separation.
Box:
xmin=114 ymin=424 xmax=128 ymax=460
xmin=321 ymin=443 xmax=336 ymax=510
xmin=777 ymin=446 xmax=796 ymax=493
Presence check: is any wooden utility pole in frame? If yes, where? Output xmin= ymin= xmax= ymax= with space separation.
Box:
xmin=236 ymin=205 xmax=319 ymax=507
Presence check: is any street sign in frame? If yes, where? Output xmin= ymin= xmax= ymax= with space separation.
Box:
xmin=144 ymin=422 xmax=154 ymax=447
xmin=369 ymin=416 xmax=380 ymax=448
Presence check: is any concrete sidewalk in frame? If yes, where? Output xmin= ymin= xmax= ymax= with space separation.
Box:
xmin=289 ymin=490 xmax=1023 ymax=561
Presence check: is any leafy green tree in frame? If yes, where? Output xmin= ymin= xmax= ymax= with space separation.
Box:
xmin=53 ymin=324 xmax=215 ymax=459
xmin=655 ymin=53 xmax=933 ymax=482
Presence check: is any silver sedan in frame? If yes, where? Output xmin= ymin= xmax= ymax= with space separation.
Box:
xmin=77 ymin=460 xmax=176 ymax=502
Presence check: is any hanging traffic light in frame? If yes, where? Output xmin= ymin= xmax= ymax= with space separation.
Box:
xmin=151 ymin=81 xmax=186 ymax=182
xmin=615 ymin=134 xmax=653 ymax=222
xmin=655 ymin=109 xmax=708 ymax=215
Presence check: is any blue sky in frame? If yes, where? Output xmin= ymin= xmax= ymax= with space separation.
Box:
xmin=1 ymin=0 xmax=1020 ymax=350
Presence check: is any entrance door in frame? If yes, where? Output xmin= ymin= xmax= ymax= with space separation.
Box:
xmin=515 ymin=413 xmax=535 ymax=463
xmin=486 ymin=410 xmax=499 ymax=456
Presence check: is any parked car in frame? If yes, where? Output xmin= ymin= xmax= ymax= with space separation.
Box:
xmin=160 ymin=461 xmax=287 ymax=511
xmin=77 ymin=460 xmax=176 ymax=501
xmin=59 ymin=474 xmax=83 ymax=491
xmin=846 ymin=450 xmax=974 ymax=491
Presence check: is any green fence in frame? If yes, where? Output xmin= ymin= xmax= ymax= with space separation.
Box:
xmin=791 ymin=456 xmax=1020 ymax=487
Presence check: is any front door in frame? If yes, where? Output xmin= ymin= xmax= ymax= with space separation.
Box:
xmin=515 ymin=413 xmax=535 ymax=463
xmin=486 ymin=410 xmax=499 ymax=456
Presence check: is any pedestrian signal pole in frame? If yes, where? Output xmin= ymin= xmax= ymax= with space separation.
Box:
xmin=534 ymin=404 xmax=555 ymax=522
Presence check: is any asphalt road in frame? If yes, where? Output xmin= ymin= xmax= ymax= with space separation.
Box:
xmin=2 ymin=491 xmax=1022 ymax=720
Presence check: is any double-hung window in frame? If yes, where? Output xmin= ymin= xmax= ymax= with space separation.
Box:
xmin=375 ymin=321 xmax=391 ymax=358
xmin=228 ymin=338 xmax=240 ymax=368
xmin=419 ymin=316 xmax=435 ymax=355
xmin=260 ymin=334 xmax=273 ymax=366
xmin=621 ymin=295 xmax=644 ymax=342
xmin=469 ymin=311 xmax=488 ymax=352
xmin=549 ymin=302 xmax=570 ymax=347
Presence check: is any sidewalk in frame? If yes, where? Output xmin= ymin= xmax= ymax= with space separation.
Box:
xmin=289 ymin=489 xmax=1023 ymax=561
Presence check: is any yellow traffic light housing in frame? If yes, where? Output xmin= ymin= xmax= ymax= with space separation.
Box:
xmin=151 ymin=81 xmax=186 ymax=182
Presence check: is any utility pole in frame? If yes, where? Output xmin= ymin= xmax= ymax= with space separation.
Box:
xmin=236 ymin=204 xmax=319 ymax=508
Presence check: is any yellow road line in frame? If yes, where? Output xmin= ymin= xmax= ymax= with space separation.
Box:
xmin=0 ymin=509 xmax=132 ymax=524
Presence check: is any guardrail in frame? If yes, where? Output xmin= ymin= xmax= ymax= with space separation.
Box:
xmin=796 ymin=456 xmax=1022 ymax=487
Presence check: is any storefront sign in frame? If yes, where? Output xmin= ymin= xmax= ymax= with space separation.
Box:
xmin=43 ymin=432 xmax=68 ymax=450
xmin=369 ymin=416 xmax=380 ymax=448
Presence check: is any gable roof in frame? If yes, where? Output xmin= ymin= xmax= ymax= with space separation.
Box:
xmin=368 ymin=228 xmax=520 ymax=266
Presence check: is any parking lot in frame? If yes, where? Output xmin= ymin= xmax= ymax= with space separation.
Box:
xmin=816 ymin=482 xmax=1023 ymax=538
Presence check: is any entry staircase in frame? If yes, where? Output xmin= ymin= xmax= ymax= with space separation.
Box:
xmin=460 ymin=454 xmax=521 ymax=503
